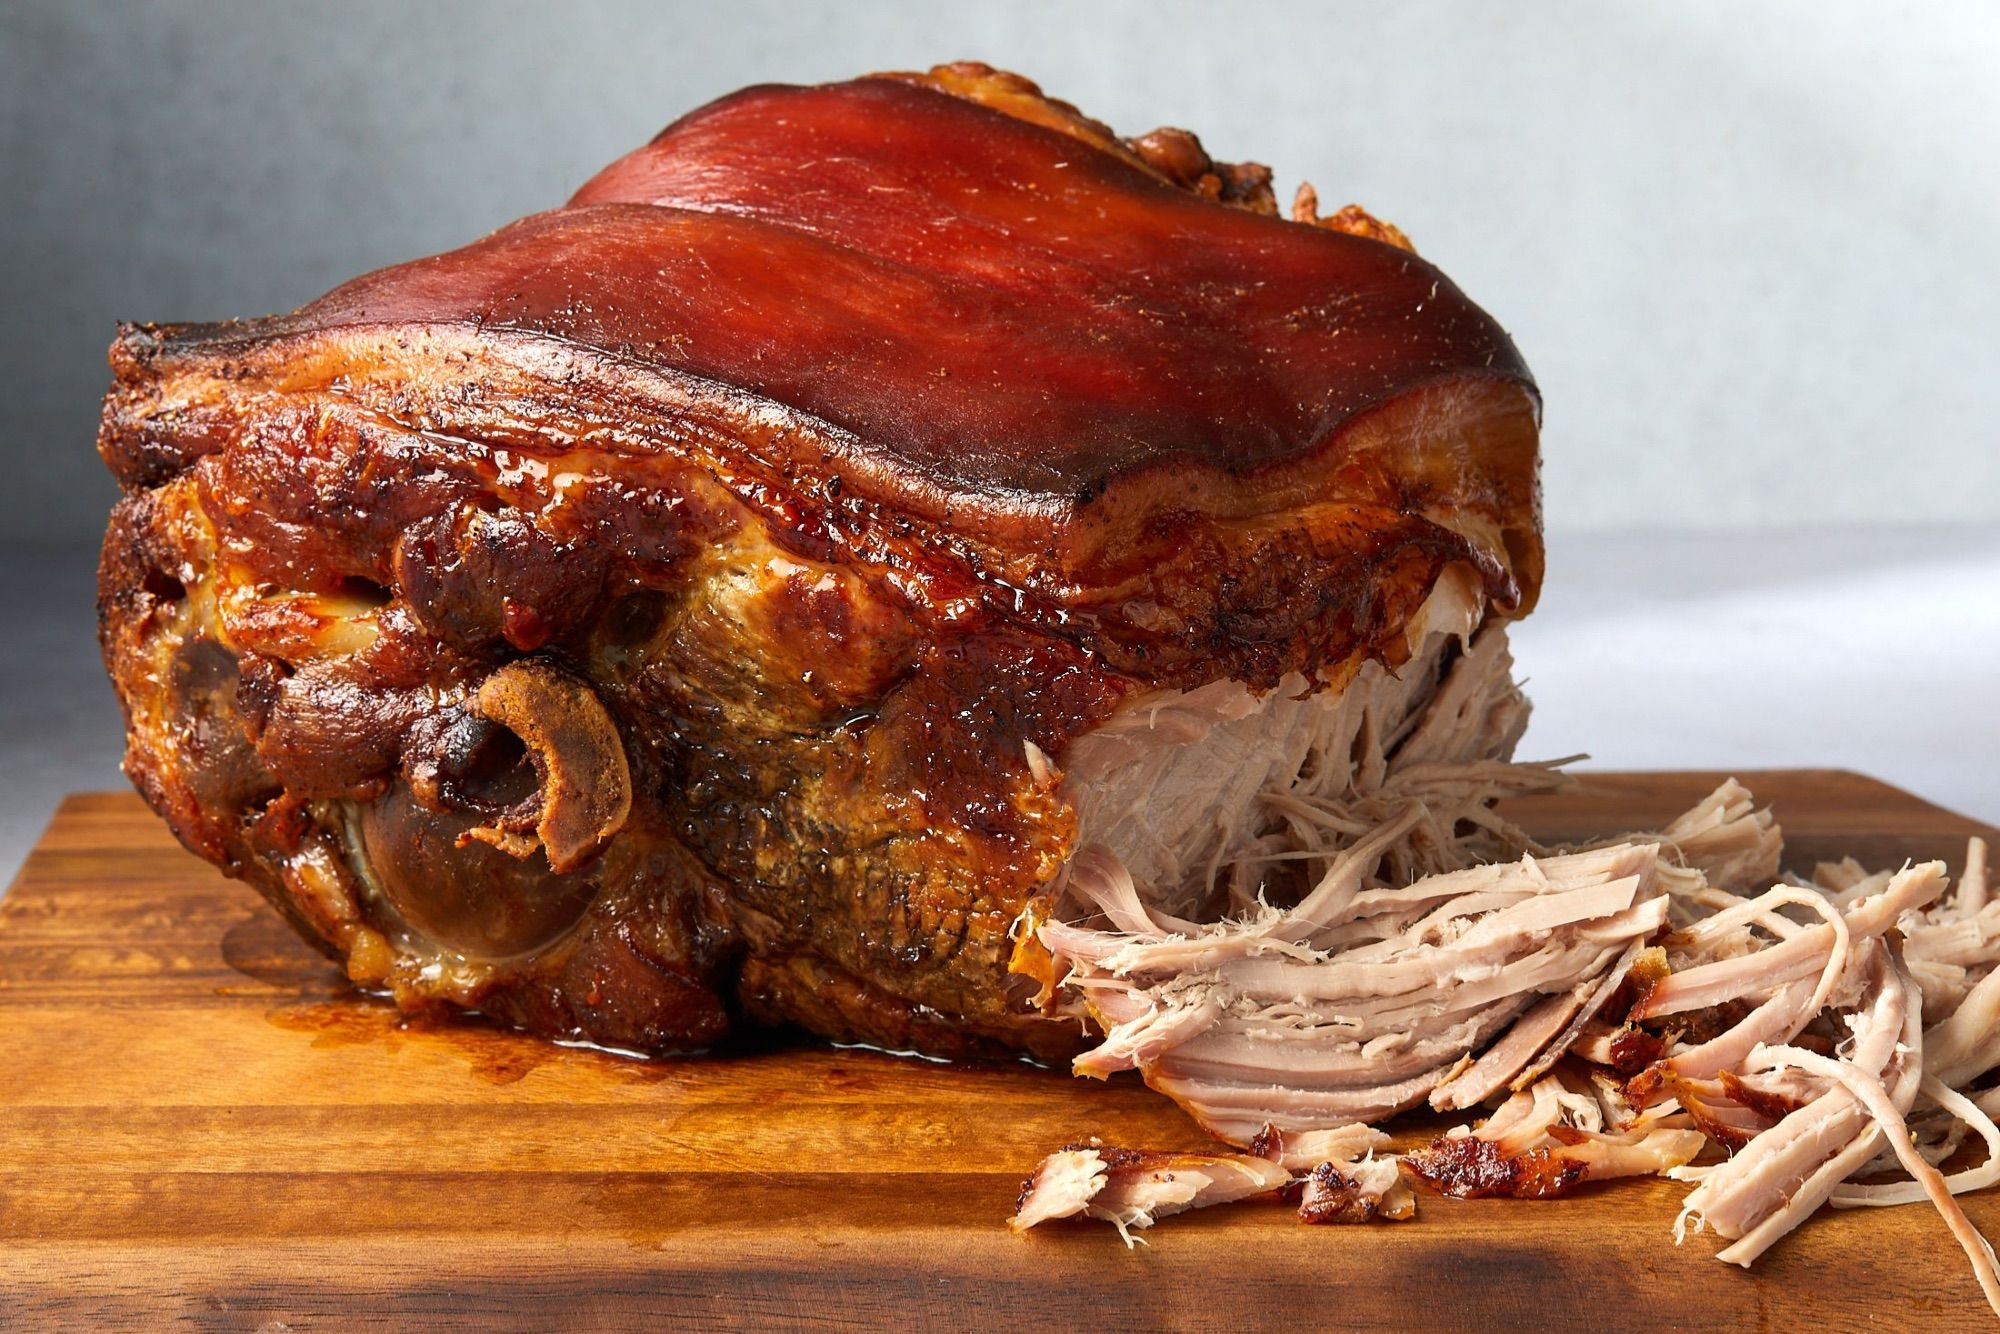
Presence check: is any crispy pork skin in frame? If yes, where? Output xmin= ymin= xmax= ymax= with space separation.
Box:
xmin=96 ymin=64 xmax=1540 ymax=1059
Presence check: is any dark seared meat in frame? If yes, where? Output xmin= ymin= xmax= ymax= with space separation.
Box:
xmin=95 ymin=63 xmax=1541 ymax=1059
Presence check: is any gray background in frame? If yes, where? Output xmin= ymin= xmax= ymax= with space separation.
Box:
xmin=3 ymin=1 xmax=1996 ymax=880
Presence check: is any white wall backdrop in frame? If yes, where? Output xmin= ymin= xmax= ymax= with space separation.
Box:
xmin=5 ymin=1 xmax=1998 ymax=542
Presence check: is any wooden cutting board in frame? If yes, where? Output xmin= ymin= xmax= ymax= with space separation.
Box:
xmin=2 ymin=772 xmax=1995 ymax=1330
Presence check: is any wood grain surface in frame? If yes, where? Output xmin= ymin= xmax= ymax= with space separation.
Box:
xmin=2 ymin=772 xmax=1995 ymax=1331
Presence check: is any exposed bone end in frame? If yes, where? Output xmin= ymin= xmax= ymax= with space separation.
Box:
xmin=469 ymin=659 xmax=632 ymax=873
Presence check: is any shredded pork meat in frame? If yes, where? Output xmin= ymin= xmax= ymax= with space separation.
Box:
xmin=1009 ymin=1139 xmax=1291 ymax=1243
xmin=1052 ymin=574 xmax=1563 ymax=928
xmin=1044 ymin=837 xmax=1668 ymax=1141
xmin=1010 ymin=1121 xmax=1413 ymax=1235
xmin=1008 ymin=615 xmax=2000 ymax=1317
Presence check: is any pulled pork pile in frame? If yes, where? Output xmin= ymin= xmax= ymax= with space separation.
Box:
xmin=1013 ymin=701 xmax=2000 ymax=1313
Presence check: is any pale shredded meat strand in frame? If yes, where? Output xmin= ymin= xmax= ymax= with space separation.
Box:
xmin=1010 ymin=607 xmax=2000 ymax=1316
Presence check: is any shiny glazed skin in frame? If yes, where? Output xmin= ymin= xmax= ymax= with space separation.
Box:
xmin=95 ymin=65 xmax=1543 ymax=1060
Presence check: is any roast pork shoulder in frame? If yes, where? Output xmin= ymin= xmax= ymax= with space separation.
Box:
xmin=95 ymin=63 xmax=1542 ymax=1062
